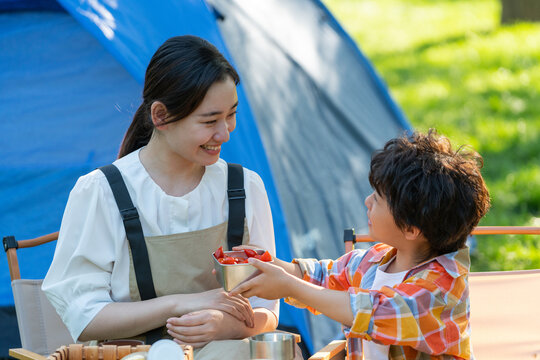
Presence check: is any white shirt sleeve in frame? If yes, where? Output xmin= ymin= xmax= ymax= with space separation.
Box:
xmin=244 ymin=169 xmax=280 ymax=318
xmin=42 ymin=171 xmax=125 ymax=341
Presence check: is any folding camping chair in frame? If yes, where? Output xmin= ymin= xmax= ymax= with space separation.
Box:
xmin=307 ymin=226 xmax=540 ymax=360
xmin=3 ymin=232 xmax=74 ymax=357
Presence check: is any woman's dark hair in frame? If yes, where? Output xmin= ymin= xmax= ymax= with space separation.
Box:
xmin=118 ymin=35 xmax=240 ymax=158
xmin=368 ymin=129 xmax=490 ymax=258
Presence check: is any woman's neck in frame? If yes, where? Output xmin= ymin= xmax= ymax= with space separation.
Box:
xmin=139 ymin=139 xmax=205 ymax=197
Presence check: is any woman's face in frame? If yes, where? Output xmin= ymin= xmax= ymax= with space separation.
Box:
xmin=159 ymin=77 xmax=238 ymax=167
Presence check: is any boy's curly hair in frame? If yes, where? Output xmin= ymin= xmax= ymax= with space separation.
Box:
xmin=369 ymin=130 xmax=491 ymax=257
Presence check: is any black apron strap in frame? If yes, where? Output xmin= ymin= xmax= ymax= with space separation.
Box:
xmin=227 ymin=163 xmax=246 ymax=250
xmin=99 ymin=164 xmax=161 ymax=344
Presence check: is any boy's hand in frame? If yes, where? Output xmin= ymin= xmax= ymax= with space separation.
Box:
xmin=229 ymin=258 xmax=295 ymax=300
xmin=232 ymin=258 xmax=355 ymax=327
xmin=233 ymin=245 xmax=302 ymax=278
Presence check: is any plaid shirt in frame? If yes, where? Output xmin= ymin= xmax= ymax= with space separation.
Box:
xmin=287 ymin=243 xmax=472 ymax=360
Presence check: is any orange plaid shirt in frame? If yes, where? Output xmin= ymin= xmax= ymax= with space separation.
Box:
xmin=287 ymin=243 xmax=472 ymax=360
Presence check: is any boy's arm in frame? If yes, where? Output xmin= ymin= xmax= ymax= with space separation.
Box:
xmin=230 ymin=258 xmax=354 ymax=327
xmin=272 ymin=257 xmax=303 ymax=278
xmin=287 ymin=276 xmax=354 ymax=327
xmin=232 ymin=257 xmax=469 ymax=356
xmin=232 ymin=246 xmax=303 ymax=278
xmin=346 ymin=274 xmax=469 ymax=356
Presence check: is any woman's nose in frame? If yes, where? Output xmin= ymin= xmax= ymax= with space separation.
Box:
xmin=214 ymin=120 xmax=230 ymax=142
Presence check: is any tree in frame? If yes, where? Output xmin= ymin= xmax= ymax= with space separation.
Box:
xmin=501 ymin=0 xmax=540 ymax=24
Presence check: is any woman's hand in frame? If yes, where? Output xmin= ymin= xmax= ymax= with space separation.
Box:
xmin=177 ymin=288 xmax=254 ymax=328
xmin=229 ymin=258 xmax=295 ymax=300
xmin=166 ymin=309 xmax=234 ymax=348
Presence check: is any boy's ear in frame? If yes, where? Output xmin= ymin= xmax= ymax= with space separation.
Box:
xmin=403 ymin=226 xmax=422 ymax=241
xmin=150 ymin=101 xmax=169 ymax=129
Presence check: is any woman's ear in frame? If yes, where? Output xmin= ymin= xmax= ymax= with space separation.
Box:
xmin=150 ymin=101 xmax=169 ymax=129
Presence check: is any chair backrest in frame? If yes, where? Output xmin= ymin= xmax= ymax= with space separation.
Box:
xmin=3 ymin=232 xmax=74 ymax=356
xmin=341 ymin=225 xmax=540 ymax=360
xmin=469 ymin=269 xmax=540 ymax=360
xmin=344 ymin=226 xmax=540 ymax=252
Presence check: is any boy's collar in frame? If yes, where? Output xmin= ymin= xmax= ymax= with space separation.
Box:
xmin=367 ymin=244 xmax=470 ymax=278
xmin=366 ymin=243 xmax=395 ymax=263
xmin=431 ymin=247 xmax=470 ymax=278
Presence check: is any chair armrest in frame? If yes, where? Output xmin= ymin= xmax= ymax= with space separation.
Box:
xmin=272 ymin=329 xmax=302 ymax=343
xmin=308 ymin=340 xmax=346 ymax=360
xmin=9 ymin=348 xmax=48 ymax=360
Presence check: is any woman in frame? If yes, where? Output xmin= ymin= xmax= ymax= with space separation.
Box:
xmin=42 ymin=35 xmax=279 ymax=358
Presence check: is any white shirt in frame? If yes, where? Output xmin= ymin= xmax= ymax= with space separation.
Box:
xmin=42 ymin=149 xmax=278 ymax=341
xmin=362 ymin=260 xmax=408 ymax=360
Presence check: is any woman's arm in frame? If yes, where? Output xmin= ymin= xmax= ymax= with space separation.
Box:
xmin=166 ymin=307 xmax=277 ymax=348
xmin=80 ymin=296 xmax=176 ymax=341
xmin=79 ymin=289 xmax=255 ymax=341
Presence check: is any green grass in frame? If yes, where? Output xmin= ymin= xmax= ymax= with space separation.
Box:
xmin=324 ymin=0 xmax=540 ymax=271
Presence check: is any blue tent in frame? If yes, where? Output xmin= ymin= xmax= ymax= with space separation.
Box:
xmin=0 ymin=0 xmax=410 ymax=356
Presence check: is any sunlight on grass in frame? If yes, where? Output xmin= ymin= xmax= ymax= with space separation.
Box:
xmin=325 ymin=0 xmax=498 ymax=56
xmin=489 ymin=166 xmax=540 ymax=213
xmin=426 ymin=24 xmax=540 ymax=67
xmin=324 ymin=0 xmax=540 ymax=271
xmin=466 ymin=66 xmax=540 ymax=97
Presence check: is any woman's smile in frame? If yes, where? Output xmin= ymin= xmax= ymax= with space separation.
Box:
xmin=201 ymin=144 xmax=221 ymax=155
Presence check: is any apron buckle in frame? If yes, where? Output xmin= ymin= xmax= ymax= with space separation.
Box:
xmin=227 ymin=188 xmax=246 ymax=200
xmin=120 ymin=207 xmax=139 ymax=221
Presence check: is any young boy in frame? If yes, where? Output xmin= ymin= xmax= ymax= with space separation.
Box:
xmin=231 ymin=130 xmax=490 ymax=360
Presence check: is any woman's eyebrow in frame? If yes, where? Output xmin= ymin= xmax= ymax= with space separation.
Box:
xmin=198 ymin=101 xmax=238 ymax=117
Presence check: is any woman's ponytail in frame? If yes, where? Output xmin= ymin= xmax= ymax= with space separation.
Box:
xmin=118 ymin=102 xmax=153 ymax=158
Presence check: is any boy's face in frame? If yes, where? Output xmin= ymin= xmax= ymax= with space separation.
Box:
xmin=364 ymin=191 xmax=405 ymax=247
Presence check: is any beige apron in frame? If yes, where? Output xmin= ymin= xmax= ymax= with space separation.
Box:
xmin=127 ymin=221 xmax=253 ymax=359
